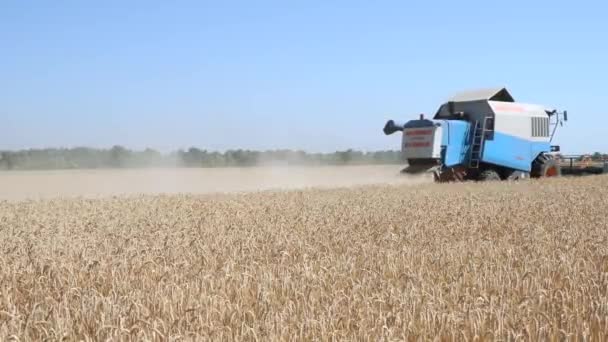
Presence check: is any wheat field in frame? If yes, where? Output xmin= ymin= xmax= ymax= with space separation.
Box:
xmin=1 ymin=168 xmax=607 ymax=340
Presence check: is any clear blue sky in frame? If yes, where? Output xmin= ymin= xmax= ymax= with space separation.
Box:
xmin=1 ymin=1 xmax=606 ymax=153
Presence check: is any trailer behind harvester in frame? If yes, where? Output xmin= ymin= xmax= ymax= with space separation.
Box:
xmin=557 ymin=155 xmax=608 ymax=176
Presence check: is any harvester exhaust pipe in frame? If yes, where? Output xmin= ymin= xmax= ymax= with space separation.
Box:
xmin=383 ymin=120 xmax=405 ymax=135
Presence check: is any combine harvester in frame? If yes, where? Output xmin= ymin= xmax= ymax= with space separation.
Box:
xmin=383 ymin=87 xmax=606 ymax=182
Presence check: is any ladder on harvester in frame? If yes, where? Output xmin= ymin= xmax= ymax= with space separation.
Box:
xmin=469 ymin=116 xmax=493 ymax=168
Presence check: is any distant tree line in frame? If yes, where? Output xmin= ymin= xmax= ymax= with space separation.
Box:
xmin=0 ymin=146 xmax=404 ymax=170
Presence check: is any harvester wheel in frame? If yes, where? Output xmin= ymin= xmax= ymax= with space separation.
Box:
xmin=505 ymin=170 xmax=530 ymax=181
xmin=433 ymin=166 xmax=467 ymax=182
xmin=532 ymin=154 xmax=561 ymax=178
xmin=478 ymin=169 xmax=501 ymax=181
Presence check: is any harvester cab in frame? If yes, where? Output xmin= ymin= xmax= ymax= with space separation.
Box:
xmin=383 ymin=88 xmax=568 ymax=182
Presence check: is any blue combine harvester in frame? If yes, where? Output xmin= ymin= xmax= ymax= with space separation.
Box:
xmin=383 ymin=88 xmax=568 ymax=182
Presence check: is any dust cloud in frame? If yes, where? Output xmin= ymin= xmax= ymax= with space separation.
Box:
xmin=0 ymin=165 xmax=432 ymax=201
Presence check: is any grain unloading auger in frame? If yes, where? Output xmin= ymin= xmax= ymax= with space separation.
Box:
xmin=383 ymin=88 xmax=569 ymax=182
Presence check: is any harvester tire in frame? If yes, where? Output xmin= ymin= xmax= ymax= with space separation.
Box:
xmin=532 ymin=154 xmax=561 ymax=178
xmin=505 ymin=170 xmax=530 ymax=181
xmin=478 ymin=169 xmax=501 ymax=181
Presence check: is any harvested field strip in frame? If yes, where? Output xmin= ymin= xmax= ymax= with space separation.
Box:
xmin=1 ymin=175 xmax=607 ymax=340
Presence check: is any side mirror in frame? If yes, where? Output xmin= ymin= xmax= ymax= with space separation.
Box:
xmin=563 ymin=110 xmax=568 ymax=121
